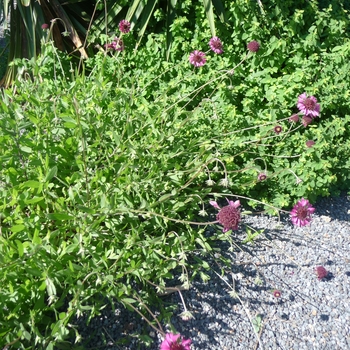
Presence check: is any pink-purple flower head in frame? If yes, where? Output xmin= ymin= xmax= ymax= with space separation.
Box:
xmin=289 ymin=114 xmax=299 ymax=123
xmin=306 ymin=140 xmax=315 ymax=148
xmin=210 ymin=198 xmax=241 ymax=232
xmin=160 ymin=333 xmax=191 ymax=350
xmin=290 ymin=198 xmax=315 ymax=227
xmin=257 ymin=172 xmax=267 ymax=181
xmin=247 ymin=40 xmax=260 ymax=52
xmin=41 ymin=23 xmax=49 ymax=30
xmin=209 ymin=36 xmax=223 ymax=54
xmin=189 ymin=50 xmax=206 ymax=67
xmin=297 ymin=93 xmax=320 ymax=118
xmin=273 ymin=290 xmax=281 ymax=298
xmin=118 ymin=19 xmax=131 ymax=33
xmin=302 ymin=115 xmax=313 ymax=127
xmin=315 ymin=266 xmax=328 ymax=280
xmin=274 ymin=125 xmax=282 ymax=134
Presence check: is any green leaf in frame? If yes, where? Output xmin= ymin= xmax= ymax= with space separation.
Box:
xmin=212 ymin=0 xmax=226 ymax=22
xmin=46 ymin=277 xmax=56 ymax=297
xmin=20 ymin=145 xmax=32 ymax=153
xmin=47 ymin=213 xmax=74 ymax=220
xmin=252 ymin=313 xmax=263 ymax=333
xmin=166 ymin=0 xmax=178 ymax=61
xmin=20 ymin=180 xmax=41 ymax=189
xmin=121 ymin=298 xmax=137 ymax=304
xmin=11 ymin=224 xmax=25 ymax=233
xmin=202 ymin=0 xmax=216 ymax=37
xmin=126 ymin=0 xmax=143 ymax=23
xmin=45 ymin=166 xmax=58 ymax=182
xmin=24 ymin=196 xmax=44 ymax=204
xmin=15 ymin=239 xmax=24 ymax=257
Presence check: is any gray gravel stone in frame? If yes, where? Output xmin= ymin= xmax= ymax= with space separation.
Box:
xmin=69 ymin=192 xmax=350 ymax=350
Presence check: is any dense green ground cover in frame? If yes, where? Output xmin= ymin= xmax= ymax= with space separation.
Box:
xmin=0 ymin=1 xmax=349 ymax=349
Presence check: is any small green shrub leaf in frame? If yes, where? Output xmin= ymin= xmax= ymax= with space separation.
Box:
xmin=47 ymin=213 xmax=74 ymax=220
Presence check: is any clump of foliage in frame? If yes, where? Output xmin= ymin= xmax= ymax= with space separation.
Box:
xmin=0 ymin=1 xmax=349 ymax=349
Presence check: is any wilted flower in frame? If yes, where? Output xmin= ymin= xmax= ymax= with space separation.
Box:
xmin=206 ymin=178 xmax=215 ymax=186
xmin=114 ymin=38 xmax=125 ymax=51
xmin=189 ymin=50 xmax=206 ymax=67
xmin=209 ymin=36 xmax=223 ymax=54
xmin=247 ymin=40 xmax=260 ymax=52
xmin=41 ymin=23 xmax=49 ymax=30
xmin=274 ymin=125 xmax=282 ymax=134
xmin=273 ymin=290 xmax=281 ymax=298
xmin=289 ymin=114 xmax=299 ymax=123
xmin=297 ymin=93 xmax=320 ymax=118
xmin=257 ymin=172 xmax=267 ymax=181
xmin=198 ymin=209 xmax=207 ymax=217
xmin=105 ymin=38 xmax=125 ymax=51
xmin=290 ymin=198 xmax=315 ymax=227
xmin=118 ymin=19 xmax=131 ymax=33
xmin=210 ymin=198 xmax=241 ymax=232
xmin=315 ymin=266 xmax=328 ymax=280
xmin=160 ymin=333 xmax=191 ymax=350
xmin=219 ymin=178 xmax=229 ymax=187
xmin=179 ymin=310 xmax=195 ymax=321
xmin=306 ymin=140 xmax=315 ymax=148
xmin=302 ymin=115 xmax=313 ymax=127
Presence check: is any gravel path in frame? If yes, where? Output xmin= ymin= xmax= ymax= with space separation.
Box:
xmin=72 ymin=192 xmax=350 ymax=350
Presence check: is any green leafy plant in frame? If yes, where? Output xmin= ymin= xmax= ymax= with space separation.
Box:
xmin=1 ymin=1 xmax=350 ymax=348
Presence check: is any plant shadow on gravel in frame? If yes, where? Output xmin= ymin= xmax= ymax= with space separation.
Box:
xmin=65 ymin=194 xmax=350 ymax=349
xmin=149 ymin=193 xmax=350 ymax=349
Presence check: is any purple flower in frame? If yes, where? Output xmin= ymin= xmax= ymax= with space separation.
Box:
xmin=189 ymin=50 xmax=206 ymax=67
xmin=210 ymin=198 xmax=241 ymax=232
xmin=273 ymin=290 xmax=281 ymax=298
xmin=315 ymin=266 xmax=328 ymax=280
xmin=306 ymin=140 xmax=315 ymax=148
xmin=41 ymin=23 xmax=49 ymax=30
xmin=118 ymin=19 xmax=131 ymax=33
xmin=301 ymin=115 xmax=313 ymax=127
xmin=209 ymin=36 xmax=223 ymax=54
xmin=289 ymin=114 xmax=299 ymax=123
xmin=160 ymin=333 xmax=191 ymax=350
xmin=297 ymin=93 xmax=320 ymax=118
xmin=274 ymin=125 xmax=282 ymax=134
xmin=290 ymin=198 xmax=315 ymax=227
xmin=247 ymin=40 xmax=260 ymax=52
xmin=257 ymin=173 xmax=267 ymax=181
